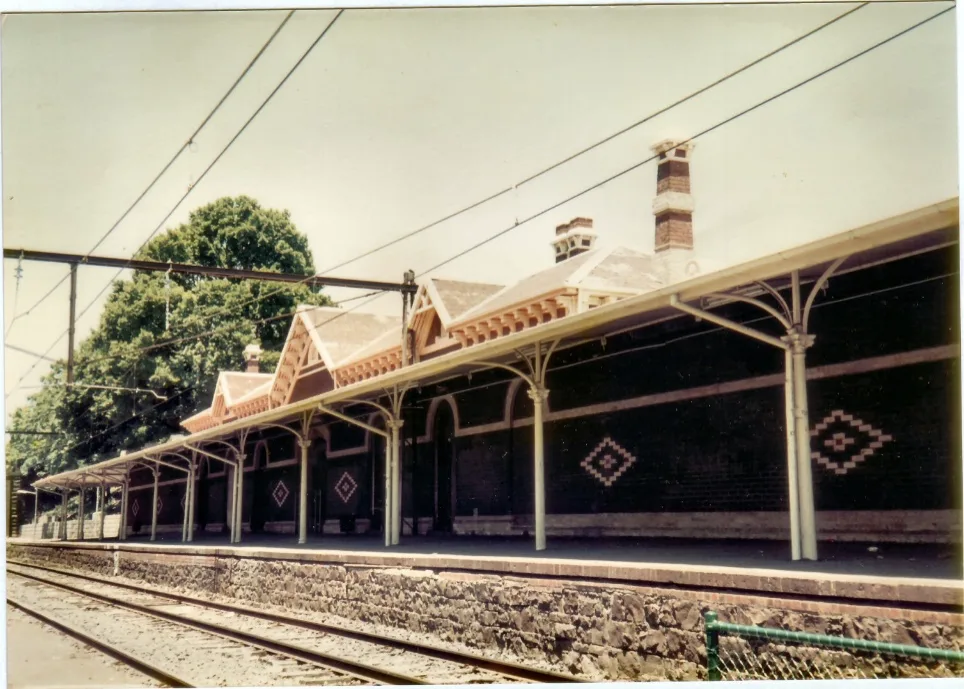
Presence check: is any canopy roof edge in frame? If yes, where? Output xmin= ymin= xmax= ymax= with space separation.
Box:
xmin=32 ymin=197 xmax=959 ymax=490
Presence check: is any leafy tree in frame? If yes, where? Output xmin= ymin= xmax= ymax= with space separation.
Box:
xmin=6 ymin=196 xmax=332 ymax=486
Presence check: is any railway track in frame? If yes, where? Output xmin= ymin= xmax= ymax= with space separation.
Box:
xmin=7 ymin=596 xmax=190 ymax=687
xmin=7 ymin=560 xmax=583 ymax=686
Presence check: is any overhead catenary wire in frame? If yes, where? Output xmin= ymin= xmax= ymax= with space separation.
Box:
xmin=150 ymin=2 xmax=869 ymax=341
xmin=2 ymin=2 xmax=866 ymax=390
xmin=47 ymin=5 xmax=954 ymax=380
xmin=5 ymin=10 xmax=345 ymax=398
xmin=417 ymin=4 xmax=955 ymax=278
xmin=20 ymin=289 xmax=382 ymax=447
xmin=39 ymin=293 xmax=382 ymax=457
xmin=3 ymin=10 xmax=296 ymax=336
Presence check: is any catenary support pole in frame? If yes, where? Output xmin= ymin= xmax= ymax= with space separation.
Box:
xmin=32 ymin=492 xmax=39 ymax=538
xmin=67 ymin=263 xmax=77 ymax=385
xmin=150 ymin=467 xmax=159 ymax=542
xmin=298 ymin=439 xmax=310 ymax=544
xmin=783 ymin=348 xmax=801 ymax=560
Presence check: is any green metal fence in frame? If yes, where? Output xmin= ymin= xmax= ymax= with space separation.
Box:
xmin=704 ymin=611 xmax=964 ymax=681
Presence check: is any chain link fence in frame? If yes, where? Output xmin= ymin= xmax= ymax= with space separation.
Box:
xmin=704 ymin=611 xmax=964 ymax=681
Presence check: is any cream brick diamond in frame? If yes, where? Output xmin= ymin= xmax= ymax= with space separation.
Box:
xmin=581 ymin=436 xmax=637 ymax=487
xmin=272 ymin=480 xmax=290 ymax=508
xmin=335 ymin=472 xmax=358 ymax=504
xmin=810 ymin=409 xmax=894 ymax=476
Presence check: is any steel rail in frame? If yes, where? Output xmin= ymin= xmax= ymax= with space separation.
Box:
xmin=9 ymin=559 xmax=583 ymax=683
xmin=8 ymin=567 xmax=426 ymax=686
xmin=6 ymin=596 xmax=194 ymax=688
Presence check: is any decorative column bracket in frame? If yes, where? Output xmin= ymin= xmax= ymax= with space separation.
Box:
xmin=479 ymin=339 xmax=560 ymax=552
xmin=185 ymin=442 xmax=242 ymax=544
xmin=668 ymin=256 xmax=846 ymax=562
xmin=252 ymin=414 xmax=317 ymax=545
xmin=323 ymin=385 xmax=411 ymax=547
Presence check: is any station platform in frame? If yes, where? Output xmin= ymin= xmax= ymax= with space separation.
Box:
xmin=9 ymin=533 xmax=963 ymax=611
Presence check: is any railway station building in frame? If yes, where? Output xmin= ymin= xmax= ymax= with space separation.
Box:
xmin=31 ymin=143 xmax=961 ymax=564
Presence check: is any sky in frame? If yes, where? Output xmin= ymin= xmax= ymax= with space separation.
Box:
xmin=1 ymin=2 xmax=959 ymax=422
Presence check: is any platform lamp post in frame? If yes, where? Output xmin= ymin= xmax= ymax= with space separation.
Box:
xmin=16 ymin=489 xmax=38 ymax=539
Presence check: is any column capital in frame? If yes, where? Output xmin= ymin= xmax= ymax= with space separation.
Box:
xmin=386 ymin=418 xmax=405 ymax=431
xmin=527 ymin=385 xmax=550 ymax=402
xmin=781 ymin=328 xmax=816 ymax=352
xmin=298 ymin=438 xmax=312 ymax=450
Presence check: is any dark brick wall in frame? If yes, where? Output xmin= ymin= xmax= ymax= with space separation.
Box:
xmin=132 ymin=244 xmax=962 ymax=534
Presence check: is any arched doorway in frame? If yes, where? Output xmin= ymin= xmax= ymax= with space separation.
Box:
xmin=433 ymin=402 xmax=455 ymax=533
xmin=249 ymin=442 xmax=269 ymax=534
xmin=369 ymin=416 xmax=387 ymax=536
xmin=509 ymin=382 xmax=535 ymax=520
xmin=310 ymin=440 xmax=327 ymax=535
xmin=196 ymin=458 xmax=209 ymax=535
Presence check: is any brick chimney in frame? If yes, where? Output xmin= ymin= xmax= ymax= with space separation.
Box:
xmin=551 ymin=217 xmax=597 ymax=263
xmin=243 ymin=343 xmax=262 ymax=373
xmin=651 ymin=140 xmax=694 ymax=253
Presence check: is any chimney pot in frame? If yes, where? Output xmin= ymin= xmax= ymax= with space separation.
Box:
xmin=243 ymin=343 xmax=263 ymax=373
xmin=551 ymin=217 xmax=596 ymax=263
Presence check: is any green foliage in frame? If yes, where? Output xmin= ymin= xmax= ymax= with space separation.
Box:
xmin=6 ymin=196 xmax=331 ymax=483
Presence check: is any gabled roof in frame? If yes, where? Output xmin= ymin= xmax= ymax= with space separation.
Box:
xmin=425 ymin=278 xmax=504 ymax=324
xmin=32 ymin=197 xmax=958 ymax=490
xmin=300 ymin=306 xmax=402 ymax=369
xmin=451 ymin=245 xmax=663 ymax=326
xmin=218 ymin=372 xmax=273 ymax=407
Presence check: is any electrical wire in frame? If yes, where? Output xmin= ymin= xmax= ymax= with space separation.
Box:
xmin=60 ymin=387 xmax=195 ymax=458
xmin=150 ymin=2 xmax=869 ymax=341
xmin=418 ymin=4 xmax=955 ymax=277
xmin=40 ymin=292 xmax=382 ymax=458
xmin=3 ymin=10 xmax=296 ymax=335
xmin=5 ymin=10 xmax=344 ymax=398
xmin=7 ymin=5 xmax=951 ymax=403
xmin=9 ymin=5 xmax=956 ymax=392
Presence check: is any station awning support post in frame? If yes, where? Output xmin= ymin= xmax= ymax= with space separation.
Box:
xmin=479 ymin=339 xmax=560 ymax=552
xmin=387 ymin=386 xmax=408 ymax=546
xmin=187 ymin=453 xmax=198 ymax=543
xmin=59 ymin=487 xmax=68 ymax=540
xmin=98 ymin=480 xmax=106 ymax=540
xmin=150 ymin=464 xmax=160 ymax=542
xmin=319 ymin=402 xmax=395 ymax=545
xmin=119 ymin=476 xmax=129 ymax=541
xmin=265 ymin=412 xmax=319 ymax=545
xmin=669 ymin=257 xmax=845 ymax=562
xmin=298 ymin=436 xmax=311 ymax=544
xmin=76 ymin=486 xmax=85 ymax=541
xmin=187 ymin=444 xmax=241 ymax=543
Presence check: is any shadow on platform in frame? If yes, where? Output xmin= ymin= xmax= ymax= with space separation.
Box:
xmin=81 ymin=531 xmax=962 ymax=580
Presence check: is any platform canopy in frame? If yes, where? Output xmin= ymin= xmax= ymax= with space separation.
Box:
xmin=33 ymin=197 xmax=958 ymax=493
